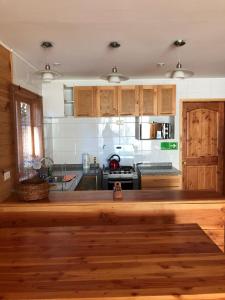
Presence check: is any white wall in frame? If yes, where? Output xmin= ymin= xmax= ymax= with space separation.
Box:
xmin=43 ymin=78 xmax=225 ymax=169
xmin=12 ymin=52 xmax=42 ymax=95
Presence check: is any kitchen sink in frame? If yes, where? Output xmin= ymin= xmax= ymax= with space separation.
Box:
xmin=48 ymin=176 xmax=65 ymax=183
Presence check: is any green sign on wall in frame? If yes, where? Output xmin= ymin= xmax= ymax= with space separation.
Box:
xmin=161 ymin=142 xmax=178 ymax=150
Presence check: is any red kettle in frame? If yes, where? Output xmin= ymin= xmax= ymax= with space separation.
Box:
xmin=108 ymin=154 xmax=120 ymax=170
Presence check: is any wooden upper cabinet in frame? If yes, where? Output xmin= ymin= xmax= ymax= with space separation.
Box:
xmin=157 ymin=85 xmax=176 ymax=115
xmin=139 ymin=85 xmax=157 ymax=115
xmin=96 ymin=86 xmax=118 ymax=116
xmin=73 ymin=84 xmax=176 ymax=117
xmin=74 ymin=87 xmax=96 ymax=117
xmin=118 ymin=86 xmax=139 ymax=116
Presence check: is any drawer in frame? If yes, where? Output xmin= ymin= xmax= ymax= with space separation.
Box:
xmin=141 ymin=175 xmax=181 ymax=190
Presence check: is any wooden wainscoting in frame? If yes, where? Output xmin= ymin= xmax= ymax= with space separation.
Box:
xmin=0 ymin=44 xmax=15 ymax=201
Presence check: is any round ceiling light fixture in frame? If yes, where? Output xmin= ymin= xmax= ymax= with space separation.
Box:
xmin=109 ymin=41 xmax=121 ymax=48
xmin=40 ymin=41 xmax=53 ymax=49
xmin=102 ymin=66 xmax=129 ymax=83
xmin=102 ymin=42 xmax=129 ymax=83
xmin=38 ymin=64 xmax=60 ymax=82
xmin=36 ymin=42 xmax=61 ymax=82
xmin=165 ymin=39 xmax=194 ymax=79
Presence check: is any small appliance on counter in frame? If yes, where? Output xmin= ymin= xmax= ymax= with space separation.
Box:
xmin=108 ymin=154 xmax=120 ymax=170
xmin=82 ymin=153 xmax=90 ymax=171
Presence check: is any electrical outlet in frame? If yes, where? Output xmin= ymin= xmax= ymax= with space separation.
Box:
xmin=3 ymin=171 xmax=11 ymax=181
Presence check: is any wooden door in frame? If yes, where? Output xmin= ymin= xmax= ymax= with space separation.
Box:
xmin=96 ymin=86 xmax=117 ymax=116
xmin=182 ymin=101 xmax=224 ymax=193
xmin=139 ymin=85 xmax=157 ymax=115
xmin=157 ymin=85 xmax=176 ymax=115
xmin=118 ymin=86 xmax=139 ymax=116
xmin=74 ymin=87 xmax=95 ymax=117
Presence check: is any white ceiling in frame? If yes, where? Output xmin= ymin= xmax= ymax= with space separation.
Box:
xmin=0 ymin=0 xmax=225 ymax=79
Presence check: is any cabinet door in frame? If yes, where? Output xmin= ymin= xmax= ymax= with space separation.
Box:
xmin=118 ymin=86 xmax=139 ymax=116
xmin=74 ymin=87 xmax=95 ymax=117
xmin=141 ymin=175 xmax=181 ymax=190
xmin=139 ymin=85 xmax=157 ymax=115
xmin=96 ymin=86 xmax=117 ymax=116
xmin=157 ymin=85 xmax=176 ymax=115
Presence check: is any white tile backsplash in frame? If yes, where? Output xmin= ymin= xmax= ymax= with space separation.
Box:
xmin=43 ymin=116 xmax=180 ymax=168
xmin=119 ymin=123 xmax=136 ymax=137
xmin=98 ymin=123 xmax=120 ymax=138
xmin=43 ymin=78 xmax=225 ymax=168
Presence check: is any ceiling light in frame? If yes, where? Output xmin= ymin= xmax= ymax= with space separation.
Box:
xmin=40 ymin=41 xmax=53 ymax=48
xmin=36 ymin=42 xmax=61 ymax=82
xmin=103 ymin=66 xmax=129 ymax=84
xmin=102 ymin=42 xmax=129 ymax=83
xmin=37 ymin=64 xmax=61 ymax=82
xmin=165 ymin=40 xmax=194 ymax=79
xmin=109 ymin=41 xmax=121 ymax=48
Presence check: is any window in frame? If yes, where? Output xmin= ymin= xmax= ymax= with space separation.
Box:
xmin=12 ymin=85 xmax=44 ymax=181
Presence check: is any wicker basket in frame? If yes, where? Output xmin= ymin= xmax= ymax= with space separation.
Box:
xmin=17 ymin=177 xmax=49 ymax=201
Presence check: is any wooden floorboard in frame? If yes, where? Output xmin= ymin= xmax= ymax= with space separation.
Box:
xmin=0 ymin=223 xmax=225 ymax=299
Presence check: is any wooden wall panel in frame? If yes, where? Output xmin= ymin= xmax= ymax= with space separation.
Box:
xmin=0 ymin=44 xmax=15 ymax=201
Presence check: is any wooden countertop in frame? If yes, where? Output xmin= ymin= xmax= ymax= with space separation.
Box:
xmin=3 ymin=190 xmax=225 ymax=206
xmin=1 ymin=223 xmax=225 ymax=299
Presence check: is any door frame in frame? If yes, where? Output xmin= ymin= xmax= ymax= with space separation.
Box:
xmin=180 ymin=99 xmax=225 ymax=191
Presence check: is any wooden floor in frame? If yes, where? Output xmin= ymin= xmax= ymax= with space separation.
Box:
xmin=0 ymin=223 xmax=225 ymax=299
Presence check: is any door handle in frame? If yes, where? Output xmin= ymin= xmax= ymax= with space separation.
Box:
xmin=183 ymin=161 xmax=186 ymax=165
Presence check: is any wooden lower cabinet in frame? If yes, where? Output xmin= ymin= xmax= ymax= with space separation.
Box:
xmin=141 ymin=174 xmax=181 ymax=190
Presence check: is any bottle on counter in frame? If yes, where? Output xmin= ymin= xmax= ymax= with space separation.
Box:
xmin=82 ymin=153 xmax=90 ymax=171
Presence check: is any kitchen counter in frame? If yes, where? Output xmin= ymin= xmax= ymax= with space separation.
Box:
xmin=3 ymin=190 xmax=225 ymax=204
xmin=2 ymin=190 xmax=225 ymax=251
xmin=48 ymin=165 xmax=100 ymax=191
xmin=137 ymin=162 xmax=181 ymax=175
xmin=138 ymin=167 xmax=180 ymax=175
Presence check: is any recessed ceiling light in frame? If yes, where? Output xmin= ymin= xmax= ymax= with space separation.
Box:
xmin=53 ymin=62 xmax=61 ymax=66
xmin=109 ymin=41 xmax=121 ymax=48
xmin=174 ymin=39 xmax=186 ymax=47
xmin=40 ymin=41 xmax=53 ymax=48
